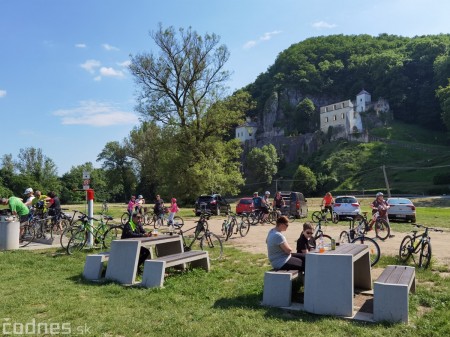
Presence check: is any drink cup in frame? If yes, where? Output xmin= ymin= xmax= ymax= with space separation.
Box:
xmin=319 ymin=247 xmax=325 ymax=253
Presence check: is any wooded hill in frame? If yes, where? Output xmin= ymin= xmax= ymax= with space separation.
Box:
xmin=244 ymin=34 xmax=450 ymax=133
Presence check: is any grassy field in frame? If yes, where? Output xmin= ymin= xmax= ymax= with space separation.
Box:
xmin=1 ymin=198 xmax=450 ymax=336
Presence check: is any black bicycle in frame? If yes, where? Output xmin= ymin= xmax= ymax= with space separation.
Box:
xmin=339 ymin=217 xmax=381 ymax=267
xmin=221 ymin=213 xmax=250 ymax=241
xmin=399 ymin=223 xmax=443 ymax=269
xmin=311 ymin=206 xmax=338 ymax=224
xmin=177 ymin=212 xmax=223 ymax=260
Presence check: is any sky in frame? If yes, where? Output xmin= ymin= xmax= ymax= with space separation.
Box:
xmin=2 ymin=0 xmax=450 ymax=176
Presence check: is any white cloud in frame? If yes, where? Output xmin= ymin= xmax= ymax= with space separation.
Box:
xmin=53 ymin=100 xmax=138 ymax=127
xmin=102 ymin=43 xmax=120 ymax=51
xmin=243 ymin=30 xmax=282 ymax=50
xmin=0 ymin=90 xmax=6 ymax=98
xmin=312 ymin=21 xmax=337 ymax=29
xmin=117 ymin=60 xmax=131 ymax=67
xmin=75 ymin=43 xmax=87 ymax=48
xmin=80 ymin=59 xmax=101 ymax=73
xmin=99 ymin=67 xmax=124 ymax=78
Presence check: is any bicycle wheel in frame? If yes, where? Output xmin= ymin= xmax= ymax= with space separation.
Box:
xmin=200 ymin=231 xmax=223 ymax=260
xmin=398 ymin=235 xmax=414 ymax=263
xmin=120 ymin=212 xmax=129 ymax=225
xmin=238 ymin=216 xmax=251 ymax=237
xmin=102 ymin=225 xmax=122 ymax=249
xmin=267 ymin=211 xmax=277 ymax=225
xmin=331 ymin=212 xmax=339 ymax=224
xmin=339 ymin=231 xmax=350 ymax=244
xmin=172 ymin=216 xmax=184 ymax=229
xmin=51 ymin=218 xmax=69 ymax=239
xmin=311 ymin=211 xmax=322 ymax=223
xmin=225 ymin=217 xmax=236 ymax=241
xmin=418 ymin=241 xmax=432 ymax=269
xmin=60 ymin=224 xmax=81 ymax=249
xmin=66 ymin=229 xmax=87 ymax=255
xmin=20 ymin=223 xmax=36 ymax=248
xmin=351 ymin=236 xmax=380 ymax=267
xmin=247 ymin=212 xmax=259 ymax=225
xmin=375 ymin=218 xmax=390 ymax=240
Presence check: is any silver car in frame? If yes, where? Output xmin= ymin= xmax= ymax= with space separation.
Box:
xmin=332 ymin=195 xmax=361 ymax=219
xmin=387 ymin=197 xmax=416 ymax=222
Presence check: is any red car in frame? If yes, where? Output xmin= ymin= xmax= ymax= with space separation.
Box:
xmin=236 ymin=197 xmax=254 ymax=214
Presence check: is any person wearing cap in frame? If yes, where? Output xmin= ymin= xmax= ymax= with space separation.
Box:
xmin=121 ymin=213 xmax=151 ymax=273
xmin=23 ymin=188 xmax=35 ymax=209
xmin=371 ymin=192 xmax=390 ymax=222
xmin=1 ymin=196 xmax=30 ymax=241
xmin=168 ymin=197 xmax=179 ymax=225
xmin=135 ymin=195 xmax=145 ymax=215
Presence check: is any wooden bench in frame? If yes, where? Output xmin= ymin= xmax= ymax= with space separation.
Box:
xmin=141 ymin=250 xmax=210 ymax=288
xmin=374 ymin=265 xmax=416 ymax=323
xmin=83 ymin=252 xmax=110 ymax=281
xmin=262 ymin=269 xmax=302 ymax=307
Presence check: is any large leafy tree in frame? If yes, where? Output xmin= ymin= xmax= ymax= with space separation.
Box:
xmin=245 ymin=144 xmax=279 ymax=185
xmin=129 ymin=25 xmax=251 ymax=200
xmin=292 ymin=165 xmax=317 ymax=195
xmin=97 ymin=141 xmax=137 ymax=202
xmin=436 ymin=79 xmax=450 ymax=132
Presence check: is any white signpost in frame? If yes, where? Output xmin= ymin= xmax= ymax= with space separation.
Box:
xmin=82 ymin=171 xmax=93 ymax=246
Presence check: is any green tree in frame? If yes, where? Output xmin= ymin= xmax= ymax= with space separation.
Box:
xmin=292 ymin=165 xmax=317 ymax=195
xmin=436 ymin=79 xmax=450 ymax=132
xmin=129 ymin=25 xmax=251 ymax=199
xmin=97 ymin=141 xmax=137 ymax=202
xmin=245 ymin=144 xmax=279 ymax=185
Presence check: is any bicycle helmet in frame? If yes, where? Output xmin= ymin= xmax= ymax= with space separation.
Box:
xmin=24 ymin=187 xmax=33 ymax=195
xmin=138 ymin=195 xmax=143 ymax=199
xmin=265 ymin=191 xmax=270 ymax=195
xmin=376 ymin=192 xmax=383 ymax=197
xmin=253 ymin=192 xmax=258 ymax=196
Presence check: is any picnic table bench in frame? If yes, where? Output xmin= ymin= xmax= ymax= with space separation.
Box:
xmin=374 ymin=265 xmax=416 ymax=323
xmin=262 ymin=269 xmax=302 ymax=307
xmin=141 ymin=250 xmax=210 ymax=288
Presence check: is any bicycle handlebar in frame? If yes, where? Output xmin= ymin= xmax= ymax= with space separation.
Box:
xmin=412 ymin=223 xmax=444 ymax=232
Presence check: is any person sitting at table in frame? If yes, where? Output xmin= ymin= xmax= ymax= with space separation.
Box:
xmin=266 ymin=216 xmax=305 ymax=272
xmin=296 ymin=222 xmax=316 ymax=253
xmin=121 ymin=213 xmax=151 ymax=273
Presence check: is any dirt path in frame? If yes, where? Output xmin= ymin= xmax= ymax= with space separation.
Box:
xmin=183 ymin=218 xmax=450 ymax=269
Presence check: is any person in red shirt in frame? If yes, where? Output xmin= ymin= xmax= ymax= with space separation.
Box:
xmin=321 ymin=192 xmax=334 ymax=215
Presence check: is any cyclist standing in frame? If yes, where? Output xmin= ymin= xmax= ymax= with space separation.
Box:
xmin=127 ymin=195 xmax=136 ymax=218
xmin=153 ymin=194 xmax=165 ymax=218
xmin=135 ymin=195 xmax=145 ymax=215
xmin=371 ymin=192 xmax=390 ymax=221
xmin=272 ymin=191 xmax=285 ymax=213
xmin=321 ymin=192 xmax=334 ymax=215
xmin=260 ymin=191 xmax=271 ymax=223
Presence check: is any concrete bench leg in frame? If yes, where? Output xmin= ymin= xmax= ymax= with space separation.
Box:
xmin=189 ymin=256 xmax=210 ymax=271
xmin=262 ymin=272 xmax=293 ymax=307
xmin=83 ymin=255 xmax=107 ymax=280
xmin=374 ymin=283 xmax=410 ymax=323
xmin=105 ymin=240 xmax=140 ymax=285
xmin=142 ymin=260 xmax=166 ymax=288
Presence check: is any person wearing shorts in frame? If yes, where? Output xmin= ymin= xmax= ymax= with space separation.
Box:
xmin=1 ymin=196 xmax=30 ymax=241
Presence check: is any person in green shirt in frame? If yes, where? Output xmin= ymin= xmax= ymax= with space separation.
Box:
xmin=1 ymin=196 xmax=30 ymax=240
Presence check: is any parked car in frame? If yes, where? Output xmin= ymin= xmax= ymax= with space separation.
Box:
xmin=332 ymin=195 xmax=361 ymax=219
xmin=236 ymin=197 xmax=254 ymax=214
xmin=194 ymin=194 xmax=231 ymax=216
xmin=387 ymin=197 xmax=416 ymax=222
xmin=279 ymin=191 xmax=308 ymax=218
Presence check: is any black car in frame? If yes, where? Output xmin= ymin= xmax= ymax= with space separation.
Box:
xmin=194 ymin=194 xmax=231 ymax=216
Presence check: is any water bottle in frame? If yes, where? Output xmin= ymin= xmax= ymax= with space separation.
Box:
xmin=318 ymin=233 xmax=324 ymax=253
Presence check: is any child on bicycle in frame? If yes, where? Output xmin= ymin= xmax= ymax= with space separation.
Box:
xmin=168 ymin=198 xmax=179 ymax=225
xmin=127 ymin=195 xmax=136 ymax=218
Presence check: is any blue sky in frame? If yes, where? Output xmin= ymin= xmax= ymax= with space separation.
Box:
xmin=1 ymin=0 xmax=450 ymax=175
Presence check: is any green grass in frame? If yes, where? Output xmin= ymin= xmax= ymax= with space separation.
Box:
xmin=1 ymin=200 xmax=450 ymax=336
xmin=1 ymin=244 xmax=450 ymax=336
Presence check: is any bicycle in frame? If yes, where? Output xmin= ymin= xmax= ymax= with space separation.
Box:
xmin=398 ymin=223 xmax=443 ymax=269
xmin=267 ymin=207 xmax=295 ymax=224
xmin=356 ymin=208 xmax=391 ymax=240
xmin=221 ymin=213 xmax=250 ymax=241
xmin=66 ymin=213 xmax=122 ymax=254
xmin=311 ymin=219 xmax=333 ymax=246
xmin=152 ymin=208 xmax=184 ymax=230
xmin=338 ymin=216 xmax=381 ymax=267
xmin=176 ymin=211 xmax=223 ymax=260
xmin=59 ymin=209 xmax=83 ymax=249
xmin=311 ymin=206 xmax=338 ymax=224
